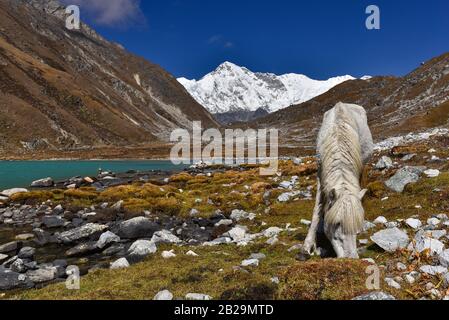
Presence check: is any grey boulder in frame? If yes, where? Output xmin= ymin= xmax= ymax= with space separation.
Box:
xmin=58 ymin=223 xmax=108 ymax=244
xmin=18 ymin=247 xmax=36 ymax=259
xmin=117 ymin=217 xmax=159 ymax=239
xmin=385 ymin=166 xmax=426 ymax=193
xmin=127 ymin=240 xmax=157 ymax=262
xmin=0 ymin=241 xmax=19 ymax=254
xmin=370 ymin=228 xmax=409 ymax=252
xmin=26 ymin=267 xmax=57 ymax=283
xmin=31 ymin=177 xmax=54 ymax=188
xmin=0 ymin=269 xmax=34 ymax=291
xmin=42 ymin=216 xmax=66 ymax=228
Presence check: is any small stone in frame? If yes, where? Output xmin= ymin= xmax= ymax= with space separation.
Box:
xmin=439 ymin=249 xmax=449 ymax=267
xmin=185 ymin=293 xmax=212 ymax=300
xmin=424 ymin=169 xmax=440 ymax=178
xmin=420 ymin=265 xmax=448 ymax=276
xmin=151 ymin=230 xmax=181 ymax=244
xmin=227 ymin=226 xmax=247 ymax=242
xmin=111 ymin=200 xmax=124 ymax=211
xmin=189 ymin=209 xmax=199 ymax=217
xmin=110 ymin=258 xmax=129 ymax=270
xmin=96 ymin=231 xmax=120 ymax=249
xmin=266 ymin=236 xmax=279 ymax=246
xmin=385 ymin=222 xmax=399 ymax=229
xmin=18 ymin=247 xmax=35 ymax=259
xmin=375 ymin=156 xmax=393 ymax=170
xmin=396 ymin=262 xmax=407 ymax=271
xmin=230 ymin=209 xmax=255 ymax=221
xmin=353 ymin=292 xmax=396 ymax=300
xmin=0 ymin=253 xmax=8 ymax=263
xmin=373 ymin=216 xmax=388 ymax=225
xmin=250 ymin=253 xmax=266 ymax=260
xmin=442 ymin=273 xmax=449 ymax=288
xmin=186 ymin=250 xmax=198 ymax=257
xmin=271 ymin=277 xmax=280 ymax=284
xmin=401 ymin=154 xmax=416 ymax=162
xmin=385 ymin=278 xmax=401 ymax=289
xmin=241 ymin=259 xmax=259 ymax=267
xmin=363 ymin=221 xmax=376 ymax=232
xmin=11 ymin=259 xmax=27 ymax=273
xmin=1 ymin=188 xmax=28 ymax=197
xmin=215 ymin=219 xmax=233 ymax=227
xmin=414 ymin=233 xmax=444 ymax=255
xmin=425 ymin=282 xmax=435 ymax=291
xmin=405 ymin=218 xmax=422 ymax=230
xmin=0 ymin=241 xmax=18 ymax=254
xmin=162 ymin=250 xmax=176 ymax=259
xmin=404 ymin=274 xmax=415 ymax=284
xmin=427 ymin=218 xmax=441 ymax=226
xmin=65 ymin=242 xmax=99 ymax=257
xmin=362 ymin=258 xmax=376 ymax=264
xmin=263 ymin=227 xmax=283 ymax=238
xmin=154 ymin=290 xmax=173 ymax=300
xmin=52 ymin=205 xmax=64 ymax=215
xmin=15 ymin=233 xmax=35 ymax=241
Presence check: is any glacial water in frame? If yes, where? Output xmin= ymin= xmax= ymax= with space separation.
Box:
xmin=0 ymin=160 xmax=187 ymax=190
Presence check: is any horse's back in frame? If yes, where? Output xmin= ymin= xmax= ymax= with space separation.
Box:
xmin=318 ymin=102 xmax=374 ymax=164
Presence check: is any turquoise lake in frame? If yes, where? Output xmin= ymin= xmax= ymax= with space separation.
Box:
xmin=0 ymin=161 xmax=187 ymax=190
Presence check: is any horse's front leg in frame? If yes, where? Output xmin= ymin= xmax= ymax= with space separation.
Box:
xmin=303 ymin=179 xmax=324 ymax=255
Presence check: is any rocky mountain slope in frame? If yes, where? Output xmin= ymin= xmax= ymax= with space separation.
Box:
xmin=0 ymin=0 xmax=218 ymax=159
xmin=249 ymin=52 xmax=449 ymax=155
xmin=178 ymin=61 xmax=359 ymax=123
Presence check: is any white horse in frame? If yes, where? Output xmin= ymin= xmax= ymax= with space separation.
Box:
xmin=303 ymin=102 xmax=374 ymax=258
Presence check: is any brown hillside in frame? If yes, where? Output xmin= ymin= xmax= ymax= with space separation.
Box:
xmin=0 ymin=0 xmax=218 ymax=159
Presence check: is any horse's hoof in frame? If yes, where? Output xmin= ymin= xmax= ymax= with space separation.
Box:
xmin=295 ymin=252 xmax=311 ymax=261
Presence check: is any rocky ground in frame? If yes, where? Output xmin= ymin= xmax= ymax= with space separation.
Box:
xmin=0 ymin=128 xmax=449 ymax=300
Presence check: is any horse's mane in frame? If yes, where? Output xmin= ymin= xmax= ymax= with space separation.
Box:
xmin=319 ymin=104 xmax=365 ymax=234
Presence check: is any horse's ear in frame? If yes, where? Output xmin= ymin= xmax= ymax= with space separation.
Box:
xmin=359 ymin=189 xmax=368 ymax=200
xmin=329 ymin=188 xmax=337 ymax=204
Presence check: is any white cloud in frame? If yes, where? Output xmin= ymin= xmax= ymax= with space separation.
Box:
xmin=208 ymin=34 xmax=234 ymax=49
xmin=61 ymin=0 xmax=144 ymax=27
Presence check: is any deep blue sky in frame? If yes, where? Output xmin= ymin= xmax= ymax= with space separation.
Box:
xmin=80 ymin=0 xmax=449 ymax=80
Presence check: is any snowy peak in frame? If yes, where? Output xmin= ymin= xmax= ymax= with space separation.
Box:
xmin=178 ymin=62 xmax=359 ymax=116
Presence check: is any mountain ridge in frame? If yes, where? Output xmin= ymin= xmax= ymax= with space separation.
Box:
xmin=178 ymin=61 xmax=365 ymax=123
xmin=246 ymin=52 xmax=449 ymax=155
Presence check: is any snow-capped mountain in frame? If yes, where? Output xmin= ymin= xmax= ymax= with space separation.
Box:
xmin=178 ymin=62 xmax=358 ymax=117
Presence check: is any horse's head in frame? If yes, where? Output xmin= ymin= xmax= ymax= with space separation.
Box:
xmin=325 ymin=188 xmax=368 ymax=235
